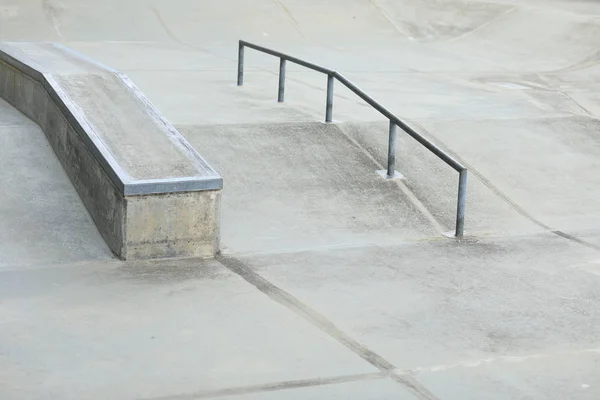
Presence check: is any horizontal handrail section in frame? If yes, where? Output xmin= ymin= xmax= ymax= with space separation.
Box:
xmin=237 ymin=40 xmax=467 ymax=237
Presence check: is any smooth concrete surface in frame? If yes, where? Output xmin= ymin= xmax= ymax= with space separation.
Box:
xmin=0 ymin=259 xmax=376 ymax=400
xmin=0 ymin=42 xmax=222 ymax=259
xmin=412 ymin=116 xmax=600 ymax=234
xmin=0 ymin=98 xmax=113 ymax=268
xmin=3 ymin=0 xmax=600 ymax=399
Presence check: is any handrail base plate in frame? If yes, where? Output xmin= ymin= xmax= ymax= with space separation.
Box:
xmin=376 ymin=169 xmax=405 ymax=180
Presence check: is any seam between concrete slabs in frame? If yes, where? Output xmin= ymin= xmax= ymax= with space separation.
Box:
xmin=1 ymin=229 xmax=574 ymax=273
xmin=217 ymin=255 xmax=441 ymax=400
xmin=139 ymin=372 xmax=387 ymax=400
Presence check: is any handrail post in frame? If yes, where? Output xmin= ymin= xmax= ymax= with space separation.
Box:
xmin=455 ymin=169 xmax=467 ymax=237
xmin=278 ymin=58 xmax=286 ymax=102
xmin=237 ymin=43 xmax=244 ymax=86
xmin=325 ymin=74 xmax=334 ymax=122
xmin=387 ymin=120 xmax=397 ymax=178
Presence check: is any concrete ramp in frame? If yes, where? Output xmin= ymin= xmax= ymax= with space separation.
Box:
xmin=183 ymin=120 xmax=542 ymax=254
xmin=182 ymin=122 xmax=436 ymax=254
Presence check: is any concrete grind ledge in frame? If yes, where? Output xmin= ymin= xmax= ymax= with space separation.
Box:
xmin=0 ymin=42 xmax=222 ymax=260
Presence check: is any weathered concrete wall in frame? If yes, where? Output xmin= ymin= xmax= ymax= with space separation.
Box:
xmin=0 ymin=43 xmax=222 ymax=260
xmin=125 ymin=191 xmax=221 ymax=259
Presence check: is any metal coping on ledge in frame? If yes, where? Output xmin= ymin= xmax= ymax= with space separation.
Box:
xmin=124 ymin=177 xmax=223 ymax=196
xmin=237 ymin=39 xmax=467 ymax=237
xmin=0 ymin=43 xmax=223 ymax=196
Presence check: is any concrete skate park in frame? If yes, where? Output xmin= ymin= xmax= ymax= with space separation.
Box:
xmin=1 ymin=0 xmax=600 ymax=398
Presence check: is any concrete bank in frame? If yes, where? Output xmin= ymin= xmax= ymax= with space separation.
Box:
xmin=0 ymin=42 xmax=222 ymax=260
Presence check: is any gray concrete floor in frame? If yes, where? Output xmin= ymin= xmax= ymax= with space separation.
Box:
xmin=2 ymin=0 xmax=600 ymax=399
xmin=0 ymin=98 xmax=112 ymax=268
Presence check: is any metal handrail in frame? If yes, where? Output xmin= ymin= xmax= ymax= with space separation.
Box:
xmin=237 ymin=40 xmax=467 ymax=237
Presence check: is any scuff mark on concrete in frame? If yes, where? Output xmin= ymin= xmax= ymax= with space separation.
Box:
xmin=272 ymin=0 xmax=304 ymax=38
xmin=42 ymin=0 xmax=64 ymax=39
xmin=405 ymin=347 xmax=600 ymax=373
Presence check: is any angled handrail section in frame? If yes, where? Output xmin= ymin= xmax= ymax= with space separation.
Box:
xmin=237 ymin=40 xmax=467 ymax=237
